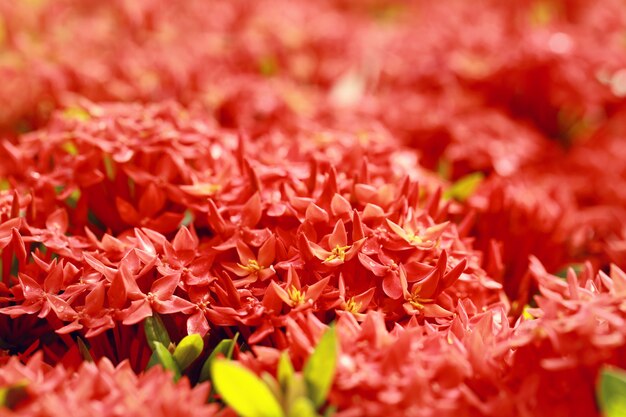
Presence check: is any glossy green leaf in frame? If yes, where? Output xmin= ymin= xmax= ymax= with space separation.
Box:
xmin=278 ymin=351 xmax=295 ymax=391
xmin=211 ymin=359 xmax=284 ymax=417
xmin=153 ymin=341 xmax=182 ymax=381
xmin=598 ymin=367 xmax=626 ymax=417
xmin=303 ymin=326 xmax=337 ymax=408
xmin=443 ymin=172 xmax=484 ymax=202
xmin=77 ymin=337 xmax=93 ymax=362
xmin=144 ymin=314 xmax=171 ymax=352
xmin=173 ymin=333 xmax=204 ymax=370
xmin=0 ymin=380 xmax=28 ymax=409
xmin=288 ymin=397 xmax=318 ymax=417
xmin=285 ymin=373 xmax=308 ymax=411
xmin=199 ymin=334 xmax=238 ymax=383
xmin=146 ymin=350 xmax=159 ymax=370
xmin=261 ymin=372 xmax=283 ymax=401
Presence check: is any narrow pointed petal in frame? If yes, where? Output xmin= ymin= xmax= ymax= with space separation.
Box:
xmin=257 ymin=235 xmax=276 ymax=267
xmin=241 ymin=192 xmax=262 ymax=228
xmin=329 ymin=220 xmax=348 ymax=248
xmin=153 ymin=274 xmax=181 ymax=299
xmin=440 ymin=258 xmax=467 ymax=292
xmin=173 ymin=226 xmax=198 ymax=255
xmin=352 ymin=210 xmax=365 ymax=241
xmin=236 ymin=240 xmax=256 ymax=265
xmin=122 ymin=299 xmax=152 ymax=325
xmin=155 ymin=296 xmax=195 ymax=314
xmin=305 ymin=276 xmax=330 ymax=302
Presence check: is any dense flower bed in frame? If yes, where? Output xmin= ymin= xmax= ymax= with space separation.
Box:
xmin=1 ymin=0 xmax=626 ymax=416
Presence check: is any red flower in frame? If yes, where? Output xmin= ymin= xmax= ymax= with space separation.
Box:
xmin=299 ymin=219 xmax=365 ymax=266
xmin=121 ymin=272 xmax=194 ymax=325
xmin=264 ymin=266 xmax=329 ymax=312
xmin=222 ymin=235 xmax=277 ymax=287
xmin=399 ymin=251 xmax=467 ymax=318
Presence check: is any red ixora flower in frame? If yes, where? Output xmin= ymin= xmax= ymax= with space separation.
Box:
xmin=1 ymin=2 xmax=626 ymax=415
xmin=299 ymin=218 xmax=365 ymax=266
xmin=0 ymin=353 xmax=222 ymax=417
xmin=121 ymin=271 xmax=195 ymax=326
xmin=399 ymin=251 xmax=467 ymax=318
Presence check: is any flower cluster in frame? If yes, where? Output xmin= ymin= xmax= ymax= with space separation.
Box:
xmin=1 ymin=0 xmax=626 ymax=416
xmin=0 ymin=353 xmax=224 ymax=417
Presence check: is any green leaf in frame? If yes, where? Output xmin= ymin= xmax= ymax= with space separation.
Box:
xmin=303 ymin=326 xmax=337 ymax=408
xmin=0 ymin=380 xmax=28 ymax=409
xmin=77 ymin=337 xmax=93 ymax=362
xmin=102 ymin=154 xmax=115 ymax=180
xmin=285 ymin=374 xmax=308 ymax=411
xmin=211 ymin=359 xmax=284 ymax=417
xmin=261 ymin=372 xmax=283 ymax=401
xmin=598 ymin=367 xmax=626 ymax=417
xmin=153 ymin=341 xmax=182 ymax=381
xmin=199 ymin=334 xmax=238 ymax=383
xmin=87 ymin=209 xmax=106 ymax=231
xmin=173 ymin=334 xmax=204 ymax=371
xmin=181 ymin=209 xmax=194 ymax=226
xmin=146 ymin=350 xmax=159 ymax=370
xmin=323 ymin=405 xmax=337 ymax=417
xmin=555 ymin=263 xmax=584 ymax=278
xmin=443 ymin=172 xmax=484 ymax=202
xmin=278 ymin=351 xmax=295 ymax=391
xmin=288 ymin=397 xmax=319 ymax=417
xmin=65 ymin=189 xmax=81 ymax=209
xmin=144 ymin=314 xmax=171 ymax=352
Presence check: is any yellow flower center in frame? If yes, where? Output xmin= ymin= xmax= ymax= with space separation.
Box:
xmin=407 ymin=287 xmax=433 ymax=309
xmin=239 ymin=259 xmax=263 ymax=273
xmin=287 ymin=286 xmax=306 ymax=305
xmin=406 ymin=233 xmax=423 ymax=244
xmin=325 ymin=245 xmax=350 ymax=263
xmin=344 ymin=297 xmax=362 ymax=314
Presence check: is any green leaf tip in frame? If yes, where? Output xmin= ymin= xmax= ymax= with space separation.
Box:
xmin=153 ymin=341 xmax=182 ymax=381
xmin=173 ymin=333 xmax=204 ymax=370
xmin=199 ymin=334 xmax=238 ymax=383
xmin=211 ymin=359 xmax=284 ymax=417
xmin=443 ymin=172 xmax=484 ymax=202
xmin=303 ymin=326 xmax=338 ymax=408
xmin=598 ymin=367 xmax=626 ymax=417
xmin=144 ymin=314 xmax=171 ymax=352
